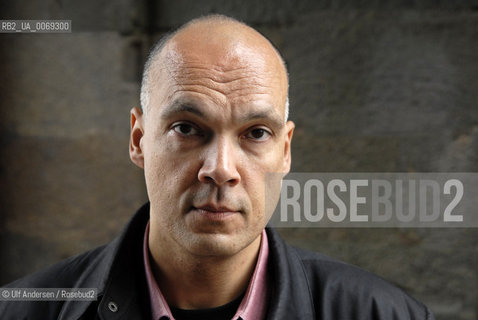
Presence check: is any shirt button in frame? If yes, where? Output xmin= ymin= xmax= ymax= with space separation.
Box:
xmin=108 ymin=301 xmax=119 ymax=313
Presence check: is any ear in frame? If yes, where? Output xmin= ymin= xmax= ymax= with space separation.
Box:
xmin=282 ymin=120 xmax=295 ymax=175
xmin=129 ymin=107 xmax=145 ymax=169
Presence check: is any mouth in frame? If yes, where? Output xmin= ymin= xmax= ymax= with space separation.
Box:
xmin=189 ymin=205 xmax=242 ymax=220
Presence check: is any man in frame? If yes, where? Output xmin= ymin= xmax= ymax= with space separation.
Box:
xmin=0 ymin=15 xmax=434 ymax=319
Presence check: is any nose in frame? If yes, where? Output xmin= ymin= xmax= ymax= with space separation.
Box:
xmin=198 ymin=137 xmax=241 ymax=186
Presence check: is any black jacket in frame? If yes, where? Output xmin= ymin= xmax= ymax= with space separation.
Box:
xmin=0 ymin=203 xmax=434 ymax=319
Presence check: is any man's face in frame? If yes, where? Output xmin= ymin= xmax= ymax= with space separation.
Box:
xmin=131 ymin=25 xmax=294 ymax=258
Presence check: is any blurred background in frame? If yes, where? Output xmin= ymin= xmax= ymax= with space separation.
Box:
xmin=0 ymin=1 xmax=477 ymax=319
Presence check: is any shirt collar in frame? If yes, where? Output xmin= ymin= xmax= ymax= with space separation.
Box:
xmin=143 ymin=221 xmax=174 ymax=320
xmin=143 ymin=222 xmax=269 ymax=320
xmin=232 ymin=228 xmax=269 ymax=320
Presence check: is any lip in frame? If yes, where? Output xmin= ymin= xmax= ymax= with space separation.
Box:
xmin=189 ymin=205 xmax=241 ymax=220
xmin=194 ymin=205 xmax=239 ymax=213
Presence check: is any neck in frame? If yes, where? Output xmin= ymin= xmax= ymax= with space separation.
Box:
xmin=148 ymin=230 xmax=262 ymax=309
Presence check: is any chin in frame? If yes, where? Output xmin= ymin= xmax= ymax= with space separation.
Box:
xmin=183 ymin=232 xmax=253 ymax=258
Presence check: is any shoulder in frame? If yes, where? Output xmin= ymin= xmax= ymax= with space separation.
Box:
xmin=4 ymin=241 xmax=113 ymax=289
xmin=297 ymin=246 xmax=433 ymax=318
xmin=0 ymin=203 xmax=150 ymax=320
xmin=291 ymin=245 xmax=404 ymax=297
xmin=0 ymin=242 xmax=114 ymax=319
xmin=266 ymin=228 xmax=434 ymax=319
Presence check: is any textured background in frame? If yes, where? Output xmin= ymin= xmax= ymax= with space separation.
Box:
xmin=1 ymin=1 xmax=477 ymax=319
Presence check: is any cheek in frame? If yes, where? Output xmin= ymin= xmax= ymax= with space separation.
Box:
xmin=264 ymin=173 xmax=283 ymax=220
xmin=143 ymin=153 xmax=167 ymax=202
xmin=143 ymin=138 xmax=194 ymax=200
xmin=145 ymin=153 xmax=197 ymax=198
xmin=242 ymin=144 xmax=286 ymax=214
xmin=241 ymin=157 xmax=279 ymax=209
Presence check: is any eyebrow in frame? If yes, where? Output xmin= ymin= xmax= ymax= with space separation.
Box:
xmin=160 ymin=99 xmax=284 ymax=129
xmin=160 ymin=100 xmax=206 ymax=119
xmin=239 ymin=110 xmax=284 ymax=130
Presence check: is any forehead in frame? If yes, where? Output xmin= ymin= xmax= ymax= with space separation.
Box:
xmin=148 ymin=23 xmax=288 ymax=118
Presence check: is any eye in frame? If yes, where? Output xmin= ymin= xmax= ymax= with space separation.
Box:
xmin=245 ymin=128 xmax=272 ymax=141
xmin=171 ymin=122 xmax=201 ymax=136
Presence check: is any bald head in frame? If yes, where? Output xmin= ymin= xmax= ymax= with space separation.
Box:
xmin=140 ymin=15 xmax=289 ymax=121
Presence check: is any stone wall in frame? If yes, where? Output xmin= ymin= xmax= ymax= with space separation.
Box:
xmin=1 ymin=1 xmax=477 ymax=319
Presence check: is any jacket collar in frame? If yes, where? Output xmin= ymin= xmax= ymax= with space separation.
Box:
xmin=265 ymin=227 xmax=316 ymax=319
xmin=96 ymin=203 xmax=151 ymax=320
xmin=59 ymin=203 xmax=151 ymax=320
xmin=58 ymin=203 xmax=316 ymax=320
